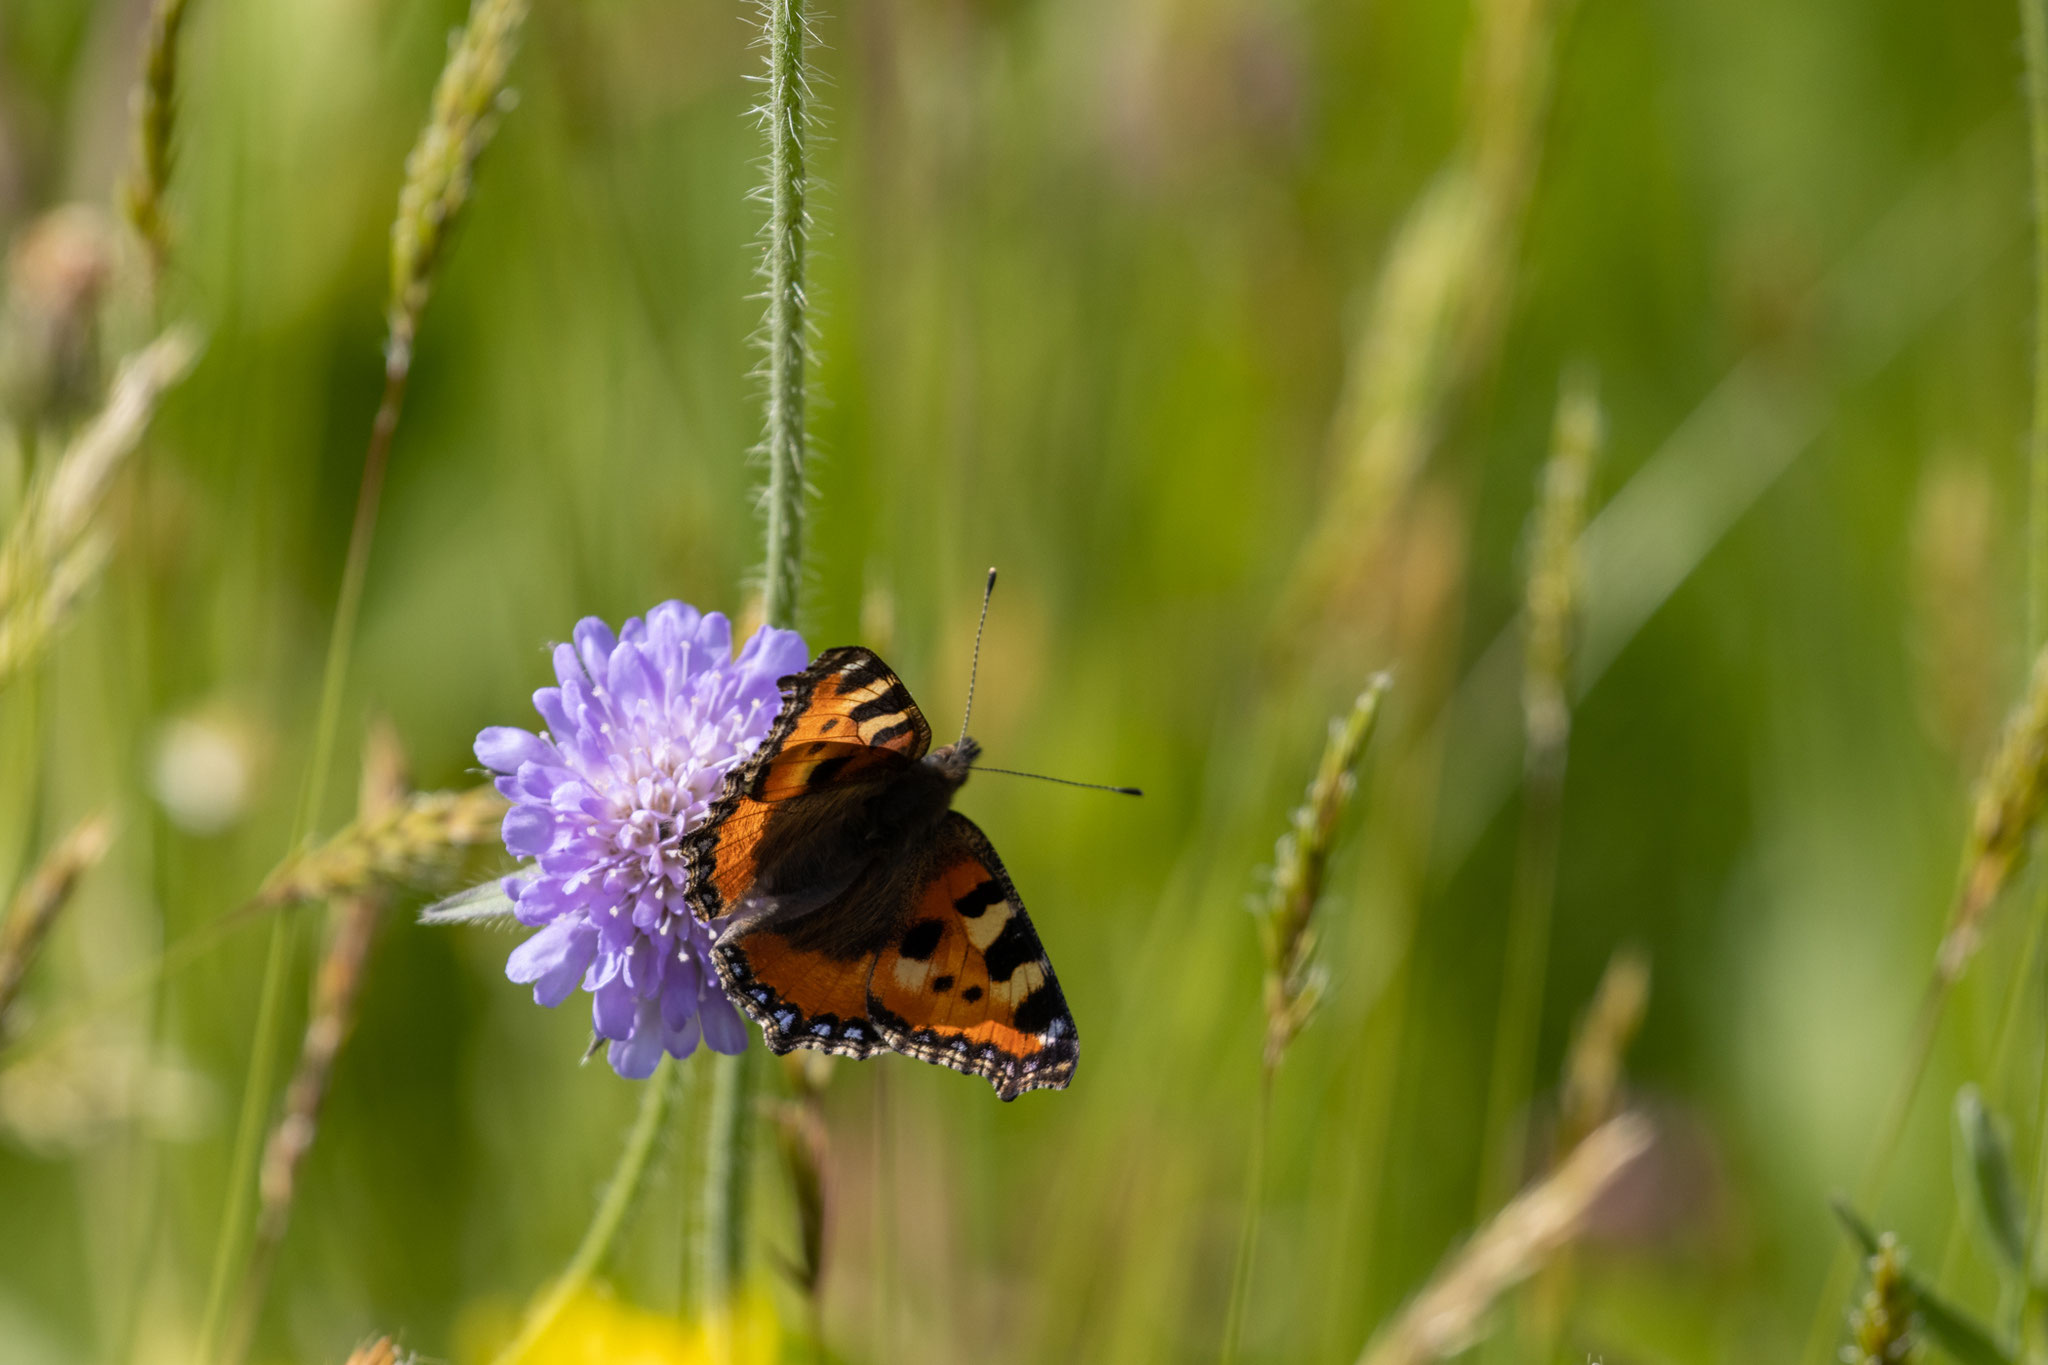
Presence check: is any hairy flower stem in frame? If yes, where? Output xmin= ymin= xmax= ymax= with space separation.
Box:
xmin=698 ymin=0 xmax=812 ymax=1336
xmin=699 ymin=1045 xmax=748 ymax=1354
xmin=491 ymin=1060 xmax=677 ymax=1365
xmin=759 ymin=0 xmax=809 ymax=630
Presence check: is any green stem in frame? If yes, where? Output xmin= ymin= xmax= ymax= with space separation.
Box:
xmin=698 ymin=1050 xmax=750 ymax=1359
xmin=1474 ymin=751 xmax=1566 ymax=1218
xmin=1219 ymin=1063 xmax=1274 ymax=1365
xmin=1798 ymin=975 xmax=1949 ymax=1365
xmin=759 ymin=0 xmax=809 ymax=628
xmin=492 ymin=1059 xmax=677 ymax=1365
xmin=195 ymin=349 xmax=410 ymax=1365
xmin=695 ymin=0 xmax=810 ymax=1335
xmin=2025 ymin=0 xmax=2048 ymax=647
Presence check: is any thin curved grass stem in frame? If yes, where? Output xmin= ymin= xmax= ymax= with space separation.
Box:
xmin=2025 ymin=0 xmax=2048 ymax=647
xmin=195 ymin=350 xmax=409 ymax=1365
xmin=1798 ymin=974 xmax=1949 ymax=1365
xmin=1219 ymin=1062 xmax=1274 ymax=1365
xmin=491 ymin=1059 xmax=677 ymax=1365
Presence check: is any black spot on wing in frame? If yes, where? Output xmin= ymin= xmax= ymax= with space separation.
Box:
xmin=932 ymin=974 xmax=954 ymax=992
xmin=806 ymin=755 xmax=853 ymax=789
xmin=953 ymin=880 xmax=1004 ymax=918
xmin=899 ymin=919 xmax=945 ymax=961
xmin=1013 ymin=981 xmax=1069 ymax=1035
xmin=961 ymin=985 xmax=983 ymax=1003
xmin=982 ymin=915 xmax=1042 ymax=983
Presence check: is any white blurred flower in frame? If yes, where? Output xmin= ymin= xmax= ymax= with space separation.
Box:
xmin=151 ymin=712 xmax=257 ymax=834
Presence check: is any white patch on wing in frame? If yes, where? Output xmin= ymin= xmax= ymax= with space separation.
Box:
xmin=964 ymin=904 xmax=1011 ymax=952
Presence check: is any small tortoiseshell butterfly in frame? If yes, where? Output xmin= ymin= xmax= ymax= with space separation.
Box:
xmin=679 ymin=582 xmax=1123 ymax=1100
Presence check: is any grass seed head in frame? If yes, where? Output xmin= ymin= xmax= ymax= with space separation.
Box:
xmin=258 ymin=785 xmax=508 ymax=907
xmin=1843 ymin=1236 xmax=1916 ymax=1365
xmin=1944 ymin=639 xmax=2048 ymax=978
xmin=388 ymin=0 xmax=530 ymax=367
xmin=1258 ymin=675 xmax=1392 ymax=1068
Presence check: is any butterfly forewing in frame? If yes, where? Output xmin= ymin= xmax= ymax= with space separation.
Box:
xmin=773 ymin=646 xmax=933 ymax=756
xmin=680 ymin=646 xmax=929 ymax=922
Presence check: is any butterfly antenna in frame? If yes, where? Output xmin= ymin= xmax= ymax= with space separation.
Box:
xmin=972 ymin=765 xmax=1142 ymax=797
xmin=960 ymin=566 xmax=997 ymax=745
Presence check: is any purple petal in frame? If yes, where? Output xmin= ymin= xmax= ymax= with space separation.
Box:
xmin=738 ymin=625 xmax=809 ymax=682
xmin=695 ymin=612 xmax=733 ymax=661
xmin=552 ymin=641 xmax=586 ymax=689
xmin=698 ymin=983 xmax=749 ymax=1055
xmin=574 ymin=617 xmax=619 ymax=677
xmin=646 ymin=601 xmax=702 ymax=656
xmin=506 ymin=918 xmax=598 ymax=1008
xmin=661 ymin=959 xmax=703 ymax=1030
xmin=593 ymin=973 xmax=637 ymax=1040
xmin=663 ymin=1010 xmax=702 ymax=1062
xmin=621 ymin=935 xmax=658 ymax=990
xmin=476 ymin=726 xmax=554 ymax=774
xmin=606 ymin=641 xmax=662 ymax=711
xmin=502 ymin=805 xmax=556 ymax=857
xmin=533 ymin=687 xmax=573 ymax=739
xmin=608 ymin=1000 xmax=667 ymax=1079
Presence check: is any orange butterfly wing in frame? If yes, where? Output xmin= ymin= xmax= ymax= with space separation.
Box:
xmin=864 ymin=813 xmax=1078 ymax=1100
xmin=713 ymin=927 xmax=891 ymax=1059
xmin=682 ymin=647 xmax=931 ymax=921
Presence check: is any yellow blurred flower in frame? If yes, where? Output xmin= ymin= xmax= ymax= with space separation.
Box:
xmin=462 ymin=1284 xmax=781 ymax=1365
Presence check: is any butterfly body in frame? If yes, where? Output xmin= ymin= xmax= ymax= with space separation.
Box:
xmin=680 ymin=647 xmax=1079 ymax=1099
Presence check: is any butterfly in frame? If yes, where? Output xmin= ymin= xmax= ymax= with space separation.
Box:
xmin=678 ymin=645 xmax=1080 ymax=1100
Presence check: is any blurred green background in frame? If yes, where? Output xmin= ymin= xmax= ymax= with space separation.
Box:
xmin=0 ymin=0 xmax=2040 ymax=1361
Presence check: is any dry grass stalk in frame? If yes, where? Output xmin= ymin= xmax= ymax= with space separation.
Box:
xmin=343 ymin=1337 xmax=407 ymax=1365
xmin=257 ymin=783 xmax=506 ymax=907
xmin=387 ymin=0 xmax=529 ymax=370
xmin=1281 ymin=0 xmax=1570 ymax=651
xmin=1257 ymin=675 xmax=1393 ymax=1069
xmin=1843 ymin=1236 xmax=1916 ymax=1365
xmin=1909 ymin=459 xmax=2001 ymax=767
xmin=0 ymin=815 xmax=114 ymax=1038
xmin=1556 ymin=948 xmax=1649 ymax=1152
xmin=0 ymin=329 xmax=197 ymax=687
xmin=1356 ymin=1113 xmax=1652 ymax=1365
xmin=772 ymin=1088 xmax=829 ymax=1302
xmin=1522 ymin=368 xmax=1602 ymax=771
xmin=1941 ymin=638 xmax=2048 ymax=979
xmin=230 ymin=725 xmax=411 ymax=1360
xmin=122 ymin=0 xmax=195 ymax=284
xmin=0 ymin=206 xmax=116 ymax=431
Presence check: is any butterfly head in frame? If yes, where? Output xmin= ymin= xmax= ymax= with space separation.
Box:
xmin=925 ymin=735 xmax=981 ymax=788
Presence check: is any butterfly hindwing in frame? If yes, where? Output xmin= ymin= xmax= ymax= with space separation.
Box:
xmin=713 ymin=929 xmax=890 ymax=1060
xmin=865 ymin=813 xmax=1078 ymax=1101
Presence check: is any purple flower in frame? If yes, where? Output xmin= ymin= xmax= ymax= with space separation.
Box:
xmin=476 ymin=602 xmax=806 ymax=1078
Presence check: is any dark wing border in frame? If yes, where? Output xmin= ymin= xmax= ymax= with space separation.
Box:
xmin=679 ymin=652 xmax=835 ymax=920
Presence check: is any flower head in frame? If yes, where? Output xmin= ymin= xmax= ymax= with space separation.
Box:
xmin=475 ymin=602 xmax=806 ymax=1078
